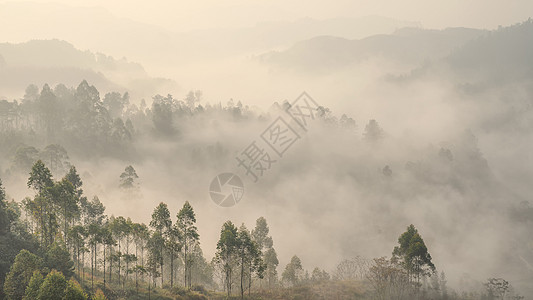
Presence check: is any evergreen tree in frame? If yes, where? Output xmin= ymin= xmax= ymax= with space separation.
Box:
xmin=63 ymin=278 xmax=88 ymax=300
xmin=44 ymin=239 xmax=74 ymax=278
xmin=3 ymin=249 xmax=42 ymax=300
xmin=38 ymin=269 xmax=67 ymax=300
xmin=282 ymin=255 xmax=303 ymax=286
xmin=24 ymin=270 xmax=44 ymax=300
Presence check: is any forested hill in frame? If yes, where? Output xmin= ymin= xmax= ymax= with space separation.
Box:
xmin=0 ymin=78 xmax=532 ymax=298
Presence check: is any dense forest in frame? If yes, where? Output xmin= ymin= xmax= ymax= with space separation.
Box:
xmin=0 ymin=80 xmax=529 ymax=299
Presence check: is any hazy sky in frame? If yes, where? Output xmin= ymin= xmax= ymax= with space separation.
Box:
xmin=1 ymin=0 xmax=531 ymax=31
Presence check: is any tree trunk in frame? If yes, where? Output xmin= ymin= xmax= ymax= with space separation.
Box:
xmin=184 ymin=241 xmax=187 ymax=288
xmin=170 ymin=250 xmax=174 ymax=288
xmin=141 ymin=246 xmax=144 ymax=283
xmin=118 ymin=239 xmax=121 ymax=286
xmin=109 ymin=246 xmax=113 ymax=284
xmin=160 ymin=245 xmax=164 ymax=288
xmin=240 ymin=256 xmax=245 ymax=299
xmin=249 ymin=265 xmax=252 ymax=296
xmin=103 ymin=244 xmax=106 ymax=286
xmin=188 ymin=262 xmax=192 ymax=288
xmin=135 ymin=244 xmax=138 ymax=293
xmin=91 ymin=243 xmax=94 ymax=291
xmin=82 ymin=249 xmax=85 ymax=283
xmin=63 ymin=206 xmax=68 ymax=247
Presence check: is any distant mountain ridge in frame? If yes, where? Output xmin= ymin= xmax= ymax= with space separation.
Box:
xmin=0 ymin=40 xmax=144 ymax=72
xmin=258 ymin=27 xmax=488 ymax=72
xmin=0 ymin=39 xmax=176 ymax=100
xmin=0 ymin=2 xmax=419 ymax=69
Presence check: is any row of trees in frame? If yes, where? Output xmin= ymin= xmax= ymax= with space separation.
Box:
xmin=0 ymin=159 xmax=284 ymax=299
xmin=0 ymin=81 xmax=369 ymax=161
xmin=0 ymin=82 xmax=134 ymax=155
xmin=1 ymin=159 xmax=524 ymax=299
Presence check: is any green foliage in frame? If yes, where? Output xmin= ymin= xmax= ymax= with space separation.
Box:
xmin=189 ymin=244 xmax=214 ymax=289
xmin=3 ymin=249 xmax=42 ymax=300
xmin=37 ymin=269 xmax=67 ymax=300
xmin=252 ymin=217 xmax=277 ymax=287
xmin=392 ymin=224 xmax=435 ymax=281
xmin=251 ymin=217 xmax=273 ymax=250
xmin=44 ymin=239 xmax=74 ymax=278
xmin=177 ymin=201 xmax=199 ymax=288
xmin=64 ymin=166 xmax=83 ymax=197
xmin=263 ymin=247 xmax=279 ymax=286
xmin=24 ymin=270 xmax=44 ymax=300
xmin=93 ymin=289 xmax=108 ymax=300
xmin=0 ymin=178 xmax=9 ymax=234
xmin=215 ymin=221 xmax=238 ymax=297
xmin=41 ymin=144 xmax=70 ymax=176
xmin=282 ymin=255 xmax=303 ymax=286
xmin=310 ymin=267 xmax=330 ymax=282
xmin=367 ymin=257 xmax=409 ymax=300
xmin=27 ymin=160 xmax=54 ymax=194
xmin=103 ymin=91 xmax=129 ymax=119
xmin=80 ymin=196 xmax=105 ymax=226
xmin=150 ymin=202 xmax=171 ymax=234
xmin=147 ymin=231 xmax=165 ymax=284
xmin=25 ymin=160 xmax=58 ymax=247
xmin=0 ymin=228 xmax=38 ymax=300
xmin=149 ymin=202 xmax=172 ymax=287
xmin=235 ymin=224 xmax=263 ymax=298
xmin=50 ymin=177 xmax=79 ymax=240
xmin=119 ymin=165 xmax=138 ymax=189
xmin=11 ymin=146 xmax=39 ymax=173
xmin=38 ymin=84 xmax=61 ymax=140
xmin=63 ymin=278 xmax=88 ymax=300
xmin=151 ymin=94 xmax=176 ymax=135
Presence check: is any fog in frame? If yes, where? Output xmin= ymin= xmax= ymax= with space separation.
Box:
xmin=1 ymin=1 xmax=532 ymax=298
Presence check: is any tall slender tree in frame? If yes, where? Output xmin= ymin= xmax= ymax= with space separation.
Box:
xmin=176 ymin=201 xmax=199 ymax=289
xmin=215 ymin=221 xmax=238 ymax=297
xmin=150 ymin=202 xmax=171 ymax=287
xmin=251 ymin=217 xmax=274 ymax=288
xmin=27 ymin=160 xmax=54 ymax=247
xmin=132 ymin=222 xmax=149 ymax=287
xmin=110 ymin=216 xmax=128 ymax=286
